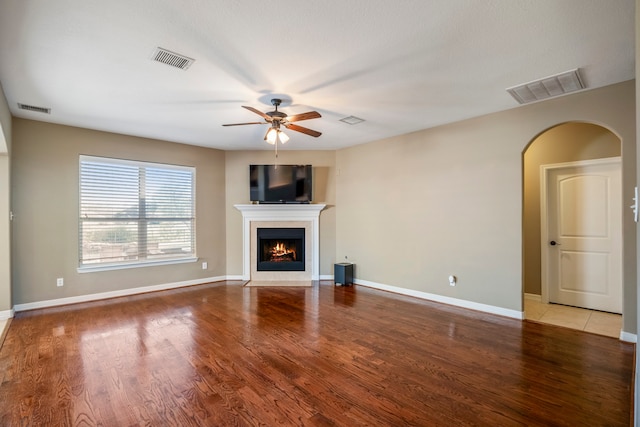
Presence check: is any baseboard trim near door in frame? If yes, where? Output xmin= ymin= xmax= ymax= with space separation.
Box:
xmin=619 ymin=331 xmax=637 ymax=343
xmin=524 ymin=293 xmax=542 ymax=302
xmin=0 ymin=308 xmax=14 ymax=320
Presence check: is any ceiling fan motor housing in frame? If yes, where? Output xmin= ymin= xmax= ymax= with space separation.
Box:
xmin=268 ymin=99 xmax=287 ymax=120
xmin=267 ymin=111 xmax=287 ymax=120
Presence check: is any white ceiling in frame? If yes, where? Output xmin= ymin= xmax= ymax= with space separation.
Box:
xmin=0 ymin=0 xmax=635 ymax=151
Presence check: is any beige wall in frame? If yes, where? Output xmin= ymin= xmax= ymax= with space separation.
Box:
xmin=0 ymin=82 xmax=10 ymax=313
xmin=523 ymin=123 xmax=621 ymax=295
xmin=11 ymin=119 xmax=226 ymax=305
xmin=336 ymin=80 xmax=636 ymax=333
xmin=224 ymin=150 xmax=336 ymax=276
xmin=5 ymin=81 xmax=636 ymax=335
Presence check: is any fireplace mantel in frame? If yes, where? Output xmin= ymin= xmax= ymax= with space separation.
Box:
xmin=235 ymin=204 xmax=326 ymax=281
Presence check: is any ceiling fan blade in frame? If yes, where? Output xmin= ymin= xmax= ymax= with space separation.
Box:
xmin=286 ymin=111 xmax=321 ymax=122
xmin=284 ymin=123 xmax=322 ymax=138
xmin=222 ymin=122 xmax=264 ymax=126
xmin=242 ymin=106 xmax=271 ymax=121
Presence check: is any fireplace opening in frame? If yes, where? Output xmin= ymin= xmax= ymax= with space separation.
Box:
xmin=257 ymin=227 xmax=305 ymax=271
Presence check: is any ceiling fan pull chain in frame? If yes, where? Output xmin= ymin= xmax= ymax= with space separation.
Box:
xmin=275 ymin=139 xmax=278 ymax=165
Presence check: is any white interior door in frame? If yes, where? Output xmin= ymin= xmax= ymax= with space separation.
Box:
xmin=541 ymin=158 xmax=622 ymax=314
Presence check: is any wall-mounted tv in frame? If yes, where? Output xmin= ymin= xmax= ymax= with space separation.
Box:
xmin=250 ymin=164 xmax=312 ymax=204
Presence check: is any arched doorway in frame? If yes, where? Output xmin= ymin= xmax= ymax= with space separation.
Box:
xmin=523 ymin=122 xmax=622 ymax=336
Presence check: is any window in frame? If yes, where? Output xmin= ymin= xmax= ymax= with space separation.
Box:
xmin=79 ymin=156 xmax=195 ymax=270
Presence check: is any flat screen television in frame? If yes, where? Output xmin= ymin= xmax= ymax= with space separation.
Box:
xmin=250 ymin=164 xmax=312 ymax=203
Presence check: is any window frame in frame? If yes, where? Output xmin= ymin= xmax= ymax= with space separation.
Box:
xmin=78 ymin=155 xmax=197 ymax=273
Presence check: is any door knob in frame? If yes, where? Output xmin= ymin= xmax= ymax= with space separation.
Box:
xmin=550 ymin=240 xmax=560 ymax=246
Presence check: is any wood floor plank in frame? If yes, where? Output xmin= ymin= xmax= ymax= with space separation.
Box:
xmin=0 ymin=281 xmax=633 ymax=426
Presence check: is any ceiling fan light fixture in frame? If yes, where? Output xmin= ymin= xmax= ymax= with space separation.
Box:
xmin=278 ymin=130 xmax=289 ymax=144
xmin=265 ymin=127 xmax=289 ymax=144
xmin=266 ymin=127 xmax=278 ymax=144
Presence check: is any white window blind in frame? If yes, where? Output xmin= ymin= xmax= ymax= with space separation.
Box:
xmin=79 ymin=156 xmax=195 ymax=269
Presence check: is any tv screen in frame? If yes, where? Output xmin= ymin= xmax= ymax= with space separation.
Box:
xmin=250 ymin=165 xmax=312 ymax=203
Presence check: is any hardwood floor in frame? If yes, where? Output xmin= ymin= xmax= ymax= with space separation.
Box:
xmin=0 ymin=281 xmax=634 ymax=426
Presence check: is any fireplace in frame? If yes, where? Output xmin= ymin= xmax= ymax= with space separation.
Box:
xmin=257 ymin=228 xmax=305 ymax=271
xmin=235 ymin=203 xmax=326 ymax=282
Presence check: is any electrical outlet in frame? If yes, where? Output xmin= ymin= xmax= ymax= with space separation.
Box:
xmin=56 ymin=278 xmax=64 ymax=287
xmin=202 ymin=262 xmax=208 ymax=270
xmin=448 ymin=275 xmax=456 ymax=287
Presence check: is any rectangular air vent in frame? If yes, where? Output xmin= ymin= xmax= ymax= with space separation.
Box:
xmin=17 ymin=103 xmax=51 ymax=114
xmin=151 ymin=47 xmax=194 ymax=70
xmin=339 ymin=115 xmax=365 ymax=125
xmin=506 ymin=69 xmax=585 ymax=104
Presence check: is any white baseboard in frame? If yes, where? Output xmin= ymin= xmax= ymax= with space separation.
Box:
xmin=354 ymin=279 xmax=524 ymax=320
xmin=319 ymin=275 xmax=333 ymax=281
xmin=524 ymin=293 xmax=542 ymax=302
xmin=13 ymin=276 xmax=228 ymax=312
xmin=225 ymin=275 xmax=246 ymax=281
xmin=0 ymin=308 xmax=14 ymax=320
xmin=620 ymin=331 xmax=637 ymax=343
xmin=0 ymin=317 xmax=11 ymax=349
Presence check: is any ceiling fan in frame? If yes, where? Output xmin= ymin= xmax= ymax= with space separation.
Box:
xmin=222 ymin=98 xmax=322 ymax=145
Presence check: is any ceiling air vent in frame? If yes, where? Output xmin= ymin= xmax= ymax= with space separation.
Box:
xmin=506 ymin=69 xmax=585 ymax=104
xmin=151 ymin=47 xmax=194 ymax=70
xmin=17 ymin=103 xmax=51 ymax=114
xmin=339 ymin=115 xmax=365 ymax=125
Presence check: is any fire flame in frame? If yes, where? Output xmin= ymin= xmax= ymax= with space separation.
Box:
xmin=269 ymin=242 xmax=296 ymax=261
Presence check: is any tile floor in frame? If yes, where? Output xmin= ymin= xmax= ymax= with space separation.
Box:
xmin=524 ymin=296 xmax=622 ymax=338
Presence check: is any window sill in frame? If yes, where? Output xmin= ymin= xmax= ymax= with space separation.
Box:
xmin=77 ymin=257 xmax=198 ymax=273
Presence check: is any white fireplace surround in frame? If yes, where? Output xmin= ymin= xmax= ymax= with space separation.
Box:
xmin=234 ymin=204 xmax=326 ymax=281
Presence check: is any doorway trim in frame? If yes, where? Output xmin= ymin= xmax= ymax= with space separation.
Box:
xmin=540 ymin=156 xmax=622 ymax=308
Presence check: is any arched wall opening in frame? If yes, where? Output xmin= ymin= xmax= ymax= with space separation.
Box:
xmin=523 ymin=121 xmax=622 ymax=316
